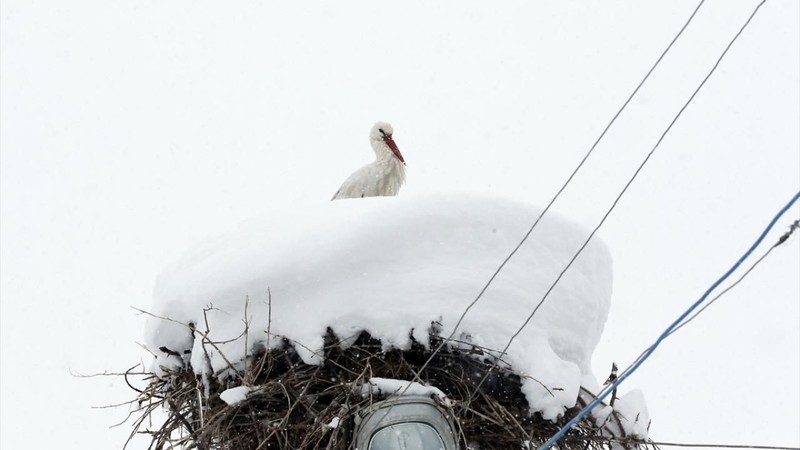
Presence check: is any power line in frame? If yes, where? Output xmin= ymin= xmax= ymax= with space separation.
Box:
xmin=540 ymin=189 xmax=798 ymax=450
xmin=602 ymin=215 xmax=800 ymax=450
xmin=668 ymin=217 xmax=798 ymax=337
xmin=539 ymin=193 xmax=800 ymax=450
xmin=408 ymin=0 xmax=707 ymax=388
xmin=646 ymin=442 xmax=799 ymax=450
xmin=468 ymin=0 xmax=772 ymax=407
xmin=616 ymin=215 xmax=799 ymax=405
xmin=670 ymin=244 xmax=774 ymax=336
xmin=538 ymin=2 xmax=779 ymax=448
xmin=570 ymin=215 xmax=799 ymax=416
xmin=567 ymin=435 xmax=800 ymax=450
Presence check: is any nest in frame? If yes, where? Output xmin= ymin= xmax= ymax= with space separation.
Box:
xmin=127 ymin=326 xmax=654 ymax=450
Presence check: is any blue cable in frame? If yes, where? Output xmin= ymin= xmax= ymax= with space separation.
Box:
xmin=538 ymin=190 xmax=800 ymax=450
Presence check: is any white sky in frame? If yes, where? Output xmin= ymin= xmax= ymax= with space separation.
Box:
xmin=1 ymin=0 xmax=798 ymax=448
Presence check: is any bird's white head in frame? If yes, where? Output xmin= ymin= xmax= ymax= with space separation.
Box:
xmin=370 ymin=121 xmax=405 ymax=165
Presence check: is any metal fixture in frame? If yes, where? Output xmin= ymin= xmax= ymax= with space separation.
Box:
xmin=353 ymin=395 xmax=458 ymax=450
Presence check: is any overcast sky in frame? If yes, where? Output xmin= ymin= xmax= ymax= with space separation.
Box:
xmin=1 ymin=1 xmax=798 ymax=448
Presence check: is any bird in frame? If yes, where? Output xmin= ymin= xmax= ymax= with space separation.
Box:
xmin=331 ymin=121 xmax=406 ymax=200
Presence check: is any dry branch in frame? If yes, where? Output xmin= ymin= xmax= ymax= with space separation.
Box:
xmin=119 ymin=322 xmax=657 ymax=450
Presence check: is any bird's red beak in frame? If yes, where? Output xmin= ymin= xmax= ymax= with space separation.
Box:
xmin=384 ymin=135 xmax=405 ymax=165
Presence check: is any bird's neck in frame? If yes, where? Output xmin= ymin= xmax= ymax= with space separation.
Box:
xmin=377 ymin=152 xmax=406 ymax=190
xmin=372 ymin=141 xmax=397 ymax=162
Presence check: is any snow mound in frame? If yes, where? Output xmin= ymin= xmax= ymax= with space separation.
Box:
xmin=219 ymin=386 xmax=253 ymax=406
xmin=358 ymin=377 xmax=452 ymax=407
xmin=145 ymin=193 xmax=613 ymax=419
xmin=613 ymin=390 xmax=650 ymax=438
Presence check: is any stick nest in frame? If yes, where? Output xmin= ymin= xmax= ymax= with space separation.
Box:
xmin=126 ymin=326 xmax=654 ymax=450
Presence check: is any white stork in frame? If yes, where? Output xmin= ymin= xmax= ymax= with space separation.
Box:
xmin=331 ymin=122 xmax=406 ymax=200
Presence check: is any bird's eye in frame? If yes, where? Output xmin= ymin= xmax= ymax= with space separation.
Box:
xmin=379 ymin=128 xmax=386 ymax=136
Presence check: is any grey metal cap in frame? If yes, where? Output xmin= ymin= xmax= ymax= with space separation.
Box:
xmin=353 ymin=395 xmax=458 ymax=450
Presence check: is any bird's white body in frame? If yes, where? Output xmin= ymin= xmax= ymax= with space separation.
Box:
xmin=332 ymin=122 xmax=406 ymax=200
xmin=331 ymin=156 xmax=405 ymax=200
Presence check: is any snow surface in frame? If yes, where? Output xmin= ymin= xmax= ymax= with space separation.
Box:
xmin=145 ymin=193 xmax=617 ymax=420
xmin=359 ymin=377 xmax=452 ymax=408
xmin=219 ymin=385 xmax=253 ymax=406
xmin=613 ymin=390 xmax=650 ymax=438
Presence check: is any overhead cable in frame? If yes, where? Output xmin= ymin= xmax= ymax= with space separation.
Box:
xmin=539 ymin=188 xmax=797 ymax=450
xmin=409 ymin=0 xmax=707 ymax=387
xmin=669 ymin=217 xmax=798 ymax=337
xmin=472 ymin=0 xmax=772 ymax=409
